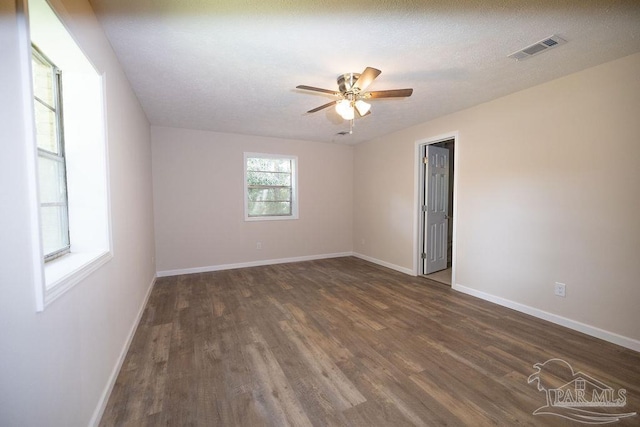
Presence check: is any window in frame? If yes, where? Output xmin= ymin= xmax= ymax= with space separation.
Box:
xmin=32 ymin=46 xmax=70 ymax=261
xmin=244 ymin=153 xmax=298 ymax=220
xmin=29 ymin=0 xmax=111 ymax=310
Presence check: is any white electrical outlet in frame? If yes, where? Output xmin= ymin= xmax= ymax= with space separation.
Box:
xmin=256 ymin=242 xmax=262 ymax=250
xmin=554 ymin=282 xmax=566 ymax=297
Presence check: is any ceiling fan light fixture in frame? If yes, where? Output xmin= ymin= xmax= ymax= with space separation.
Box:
xmin=354 ymin=100 xmax=371 ymax=116
xmin=342 ymin=106 xmax=355 ymax=121
xmin=336 ymin=99 xmax=354 ymax=120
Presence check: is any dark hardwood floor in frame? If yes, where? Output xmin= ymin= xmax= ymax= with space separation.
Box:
xmin=100 ymin=257 xmax=640 ymax=426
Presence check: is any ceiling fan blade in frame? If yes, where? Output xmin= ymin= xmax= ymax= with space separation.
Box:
xmin=307 ymin=100 xmax=337 ymax=113
xmin=366 ymin=88 xmax=413 ymax=98
xmin=296 ymin=85 xmax=339 ymax=96
xmin=353 ymin=67 xmax=381 ymax=92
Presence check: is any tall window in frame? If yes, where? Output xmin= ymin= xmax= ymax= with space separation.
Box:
xmin=29 ymin=0 xmax=111 ymax=310
xmin=32 ymin=46 xmax=70 ymax=260
xmin=244 ymin=153 xmax=298 ymax=220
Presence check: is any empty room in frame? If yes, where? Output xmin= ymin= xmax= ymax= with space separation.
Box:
xmin=2 ymin=0 xmax=640 ymax=425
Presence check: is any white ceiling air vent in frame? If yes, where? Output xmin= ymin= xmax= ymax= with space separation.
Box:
xmin=508 ymin=35 xmax=567 ymax=61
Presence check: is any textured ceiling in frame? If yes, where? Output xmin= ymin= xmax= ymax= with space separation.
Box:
xmin=88 ymin=0 xmax=640 ymax=144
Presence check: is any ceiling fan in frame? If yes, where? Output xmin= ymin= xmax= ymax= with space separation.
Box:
xmin=296 ymin=67 xmax=413 ymax=122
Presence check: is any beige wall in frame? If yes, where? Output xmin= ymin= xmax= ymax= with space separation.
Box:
xmin=152 ymin=127 xmax=354 ymax=273
xmin=0 ymin=0 xmax=155 ymax=425
xmin=354 ymin=53 xmax=640 ymax=344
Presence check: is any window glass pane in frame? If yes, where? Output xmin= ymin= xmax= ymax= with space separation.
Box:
xmin=32 ymin=55 xmax=55 ymax=106
xmin=247 ymin=158 xmax=291 ymax=173
xmin=40 ymin=205 xmax=69 ymax=255
xmin=34 ymin=101 xmax=59 ymax=153
xmin=248 ymin=201 xmax=291 ymax=217
xmin=248 ymin=187 xmax=291 ymax=202
xmin=32 ymin=46 xmax=70 ymax=262
xmin=38 ymin=156 xmax=67 ymax=204
xmin=247 ymin=171 xmax=291 ymax=187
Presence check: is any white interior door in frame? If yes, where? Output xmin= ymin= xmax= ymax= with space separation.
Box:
xmin=423 ymin=145 xmax=449 ymax=274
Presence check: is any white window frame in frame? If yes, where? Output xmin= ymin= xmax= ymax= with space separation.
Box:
xmin=244 ymin=152 xmax=299 ymax=221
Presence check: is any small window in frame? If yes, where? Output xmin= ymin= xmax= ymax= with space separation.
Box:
xmin=32 ymin=45 xmax=70 ymax=261
xmin=244 ymin=153 xmax=298 ymax=221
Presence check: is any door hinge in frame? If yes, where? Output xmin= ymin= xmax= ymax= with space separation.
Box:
xmin=421 ymin=205 xmax=427 ymax=212
xmin=421 ymin=253 xmax=427 ymax=259
xmin=423 ymin=156 xmax=428 ymax=164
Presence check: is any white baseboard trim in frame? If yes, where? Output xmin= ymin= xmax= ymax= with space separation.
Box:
xmin=453 ymin=283 xmax=640 ymax=353
xmin=352 ymin=252 xmax=415 ymax=276
xmin=156 ymin=252 xmax=354 ymax=277
xmin=89 ymin=275 xmax=157 ymax=427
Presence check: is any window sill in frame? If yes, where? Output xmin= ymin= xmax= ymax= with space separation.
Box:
xmin=44 ymin=250 xmax=112 ymax=307
xmin=244 ymin=215 xmax=299 ymax=222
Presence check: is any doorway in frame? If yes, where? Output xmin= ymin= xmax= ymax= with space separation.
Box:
xmin=417 ymin=136 xmax=456 ymax=285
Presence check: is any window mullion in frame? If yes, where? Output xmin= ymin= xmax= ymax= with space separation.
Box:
xmin=34 ymin=96 xmax=56 ymax=112
xmin=38 ymin=148 xmax=65 ymax=162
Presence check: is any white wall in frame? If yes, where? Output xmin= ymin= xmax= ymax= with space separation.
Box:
xmin=354 ymin=53 xmax=640 ymax=346
xmin=152 ymin=127 xmax=353 ymax=274
xmin=0 ymin=0 xmax=155 ymax=425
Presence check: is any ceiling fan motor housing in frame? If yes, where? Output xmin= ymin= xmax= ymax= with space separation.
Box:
xmin=337 ymin=73 xmax=361 ymax=94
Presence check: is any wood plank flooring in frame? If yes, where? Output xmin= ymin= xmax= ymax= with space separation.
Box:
xmin=100 ymin=257 xmax=640 ymax=426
